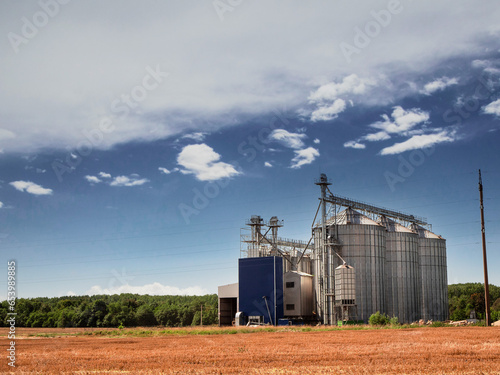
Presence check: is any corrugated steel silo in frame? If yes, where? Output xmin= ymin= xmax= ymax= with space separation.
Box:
xmin=379 ymin=216 xmax=420 ymax=323
xmin=411 ymin=224 xmax=448 ymax=322
xmin=330 ymin=208 xmax=386 ymax=323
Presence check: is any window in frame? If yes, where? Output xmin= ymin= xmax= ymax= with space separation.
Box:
xmin=286 ymin=304 xmax=295 ymax=310
xmin=286 ymin=282 xmax=295 ymax=288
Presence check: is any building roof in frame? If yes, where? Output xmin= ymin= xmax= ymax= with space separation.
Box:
xmin=378 ymin=216 xmax=415 ymax=233
xmin=410 ymin=223 xmax=444 ymax=239
xmin=326 ymin=208 xmax=382 ymax=226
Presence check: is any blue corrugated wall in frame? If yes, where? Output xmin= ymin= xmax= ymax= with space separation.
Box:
xmin=238 ymin=257 xmax=283 ymax=325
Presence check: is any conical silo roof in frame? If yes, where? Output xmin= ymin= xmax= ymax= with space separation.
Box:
xmin=326 ymin=208 xmax=382 ymax=226
xmin=410 ymin=223 xmax=444 ymax=239
xmin=378 ymin=216 xmax=415 ymax=233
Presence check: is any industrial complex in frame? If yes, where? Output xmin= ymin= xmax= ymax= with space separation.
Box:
xmin=218 ymin=174 xmax=448 ymax=326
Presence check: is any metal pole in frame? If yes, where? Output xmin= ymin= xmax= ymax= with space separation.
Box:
xmin=479 ymin=170 xmax=491 ymax=326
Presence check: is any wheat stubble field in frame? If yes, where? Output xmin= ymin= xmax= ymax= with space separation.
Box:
xmin=1 ymin=326 xmax=499 ymax=374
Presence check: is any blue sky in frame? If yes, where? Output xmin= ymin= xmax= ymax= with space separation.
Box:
xmin=1 ymin=0 xmax=499 ymax=299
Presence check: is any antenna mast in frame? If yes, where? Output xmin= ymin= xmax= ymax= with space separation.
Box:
xmin=479 ymin=169 xmax=491 ymax=326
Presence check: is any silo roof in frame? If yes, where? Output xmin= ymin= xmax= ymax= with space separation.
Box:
xmin=378 ymin=216 xmax=415 ymax=233
xmin=411 ymin=224 xmax=444 ymax=239
xmin=326 ymin=208 xmax=382 ymax=226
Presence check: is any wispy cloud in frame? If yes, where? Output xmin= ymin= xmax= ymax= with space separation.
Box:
xmin=269 ymin=129 xmax=307 ymax=149
xmin=264 ymin=161 xmax=273 ymax=168
xmin=380 ymin=130 xmax=456 ymax=155
xmin=310 ymin=99 xmax=346 ymax=122
xmin=290 ymin=147 xmax=319 ymax=169
xmin=85 ymin=175 xmax=101 ymax=184
xmin=181 ymin=132 xmax=208 ymax=142
xmin=158 ymin=167 xmax=171 ymax=175
xmin=421 ymin=77 xmax=458 ymax=95
xmin=483 ymin=99 xmax=500 ymax=116
xmin=110 ymin=175 xmax=149 ymax=187
xmin=344 ymin=141 xmax=366 ymax=149
xmin=85 ymin=173 xmax=149 ymax=187
xmin=177 ymin=143 xmax=240 ymax=181
xmin=313 ymin=138 xmax=320 ymax=144
xmin=0 ymin=202 xmax=3 ymax=209
xmin=10 ymin=181 xmax=53 ymax=195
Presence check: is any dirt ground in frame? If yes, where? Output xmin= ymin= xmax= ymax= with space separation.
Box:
xmin=1 ymin=326 xmax=499 ymax=374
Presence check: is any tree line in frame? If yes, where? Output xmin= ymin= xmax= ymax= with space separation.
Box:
xmin=1 ymin=283 xmax=499 ymax=328
xmin=448 ymin=283 xmax=500 ymax=321
xmin=0 ymin=294 xmax=218 ymax=328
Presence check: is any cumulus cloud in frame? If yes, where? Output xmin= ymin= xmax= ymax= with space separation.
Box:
xmin=362 ymin=131 xmax=391 ymax=142
xmin=110 ymin=175 xmax=149 ymax=187
xmin=85 ymin=282 xmax=207 ymax=296
xmin=269 ymin=129 xmax=307 ymax=149
xmin=177 ymin=144 xmax=240 ymax=181
xmin=308 ymin=74 xmax=375 ymax=122
xmin=85 ymin=175 xmax=102 ymax=184
xmin=290 ymin=147 xmax=319 ymax=169
xmin=421 ymin=77 xmax=458 ymax=95
xmin=344 ymin=141 xmax=366 ymax=149
xmin=0 ymin=202 xmax=3 ymax=208
xmin=158 ymin=167 xmax=171 ymax=175
xmin=10 ymin=181 xmax=52 ymax=195
xmin=264 ymin=161 xmax=273 ymax=168
xmin=99 ymin=172 xmax=111 ymax=178
xmin=313 ymin=138 xmax=320 ymax=144
xmin=483 ymin=99 xmax=500 ymax=116
xmin=310 ymin=99 xmax=346 ymax=122
xmin=370 ymin=106 xmax=430 ymax=135
xmin=380 ymin=130 xmax=456 ymax=155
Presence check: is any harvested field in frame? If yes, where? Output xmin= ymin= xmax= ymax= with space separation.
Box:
xmin=1 ymin=326 xmax=499 ymax=374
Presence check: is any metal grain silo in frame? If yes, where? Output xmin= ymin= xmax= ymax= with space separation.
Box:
xmin=411 ymin=224 xmax=448 ymax=322
xmin=332 ymin=208 xmax=386 ymax=323
xmin=379 ymin=216 xmax=420 ymax=323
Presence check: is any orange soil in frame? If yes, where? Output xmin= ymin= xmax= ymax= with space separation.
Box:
xmin=1 ymin=326 xmax=499 ymax=374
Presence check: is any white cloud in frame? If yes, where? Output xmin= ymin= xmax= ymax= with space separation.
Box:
xmin=313 ymin=138 xmax=320 ymax=144
xmin=309 ymin=74 xmax=373 ymax=102
xmin=0 ymin=2 xmax=498 ymax=153
xmin=421 ymin=77 xmax=458 ymax=95
xmin=380 ymin=130 xmax=456 ymax=155
xmin=308 ymin=74 xmax=375 ymax=122
xmin=370 ymin=106 xmax=429 ymax=135
xmin=264 ymin=161 xmax=273 ymax=168
xmin=158 ymin=167 xmax=171 ymax=175
xmin=99 ymin=172 xmax=111 ymax=178
xmin=85 ymin=282 xmax=207 ymax=296
xmin=177 ymin=143 xmax=240 ymax=181
xmin=0 ymin=202 xmax=3 ymax=209
xmin=110 ymin=175 xmax=149 ymax=187
xmin=10 ymin=181 xmax=52 ymax=195
xmin=362 ymin=131 xmax=391 ymax=142
xmin=85 ymin=175 xmax=102 ymax=184
xmin=290 ymin=147 xmax=319 ymax=169
xmin=269 ymin=129 xmax=307 ymax=149
xmin=181 ymin=132 xmax=207 ymax=142
xmin=344 ymin=141 xmax=366 ymax=149
xmin=310 ymin=99 xmax=346 ymax=122
xmin=483 ymin=99 xmax=500 ymax=116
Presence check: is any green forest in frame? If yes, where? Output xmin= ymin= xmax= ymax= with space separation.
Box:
xmin=0 ymin=294 xmax=218 ymax=328
xmin=1 ymin=283 xmax=499 ymax=328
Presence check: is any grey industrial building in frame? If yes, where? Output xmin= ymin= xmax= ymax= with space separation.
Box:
xmin=218 ymin=174 xmax=448 ymax=325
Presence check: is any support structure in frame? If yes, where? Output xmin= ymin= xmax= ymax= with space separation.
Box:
xmin=479 ymin=169 xmax=491 ymax=326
